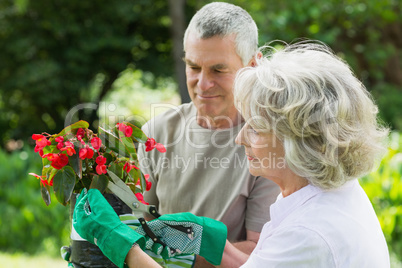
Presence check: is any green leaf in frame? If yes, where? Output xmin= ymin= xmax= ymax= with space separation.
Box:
xmin=120 ymin=136 xmax=137 ymax=159
xmin=53 ymin=166 xmax=76 ymax=206
xmin=128 ymin=167 xmax=141 ymax=185
xmin=126 ymin=122 xmax=148 ymax=143
xmin=108 ymin=162 xmax=124 ymax=179
xmin=138 ymin=172 xmax=147 ymax=193
xmin=99 ymin=126 xmax=129 ymax=157
xmin=90 ymin=175 xmax=109 ymax=193
xmin=69 ymin=148 xmax=82 ymax=179
xmin=41 ymin=184 xmax=51 ymax=206
xmin=54 ymin=120 xmax=90 ymax=139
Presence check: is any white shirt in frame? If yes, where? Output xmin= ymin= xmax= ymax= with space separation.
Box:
xmin=241 ymin=179 xmax=390 ymax=268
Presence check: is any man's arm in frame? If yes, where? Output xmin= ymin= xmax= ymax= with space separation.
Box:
xmin=194 ymin=230 xmax=257 ymax=267
xmin=218 ymin=240 xmax=250 ymax=268
xmin=232 ymin=230 xmax=259 ymax=254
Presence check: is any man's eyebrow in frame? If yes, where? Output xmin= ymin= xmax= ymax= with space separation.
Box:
xmin=182 ymin=58 xmax=228 ymax=69
xmin=211 ymin=63 xmax=228 ymax=70
xmin=183 ymin=58 xmax=197 ymax=66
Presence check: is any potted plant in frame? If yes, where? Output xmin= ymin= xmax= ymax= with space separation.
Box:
xmin=29 ymin=120 xmax=165 ymax=267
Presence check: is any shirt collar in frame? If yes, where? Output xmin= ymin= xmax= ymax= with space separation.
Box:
xmin=270 ymin=183 xmax=323 ymax=228
xmin=269 ymin=179 xmax=359 ymax=228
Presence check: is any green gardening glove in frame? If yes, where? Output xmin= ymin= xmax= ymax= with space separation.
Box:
xmin=136 ymin=212 xmax=227 ymax=265
xmin=72 ymin=189 xmax=146 ymax=268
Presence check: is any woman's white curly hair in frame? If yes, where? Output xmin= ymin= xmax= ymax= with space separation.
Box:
xmin=234 ymin=40 xmax=389 ymax=189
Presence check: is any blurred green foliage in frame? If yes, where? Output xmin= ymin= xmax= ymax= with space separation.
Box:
xmin=0 ymin=0 xmax=174 ymax=146
xmin=0 ymin=0 xmax=400 ymax=148
xmin=226 ymin=0 xmax=402 ymax=129
xmin=361 ymin=131 xmax=402 ymax=264
xmin=0 ymin=146 xmax=70 ymax=256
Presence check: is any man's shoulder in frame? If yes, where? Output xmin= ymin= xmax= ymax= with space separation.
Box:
xmin=142 ymin=102 xmax=195 ymax=136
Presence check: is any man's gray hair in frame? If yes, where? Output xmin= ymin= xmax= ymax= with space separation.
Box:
xmin=184 ymin=2 xmax=258 ymax=66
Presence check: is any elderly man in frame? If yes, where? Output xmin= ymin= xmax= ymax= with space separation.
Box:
xmin=139 ymin=3 xmax=279 ymax=266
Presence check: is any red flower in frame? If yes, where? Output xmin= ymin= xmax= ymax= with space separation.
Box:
xmin=60 ymin=141 xmax=76 ymax=156
xmin=136 ymin=174 xmax=152 ymax=191
xmin=32 ymin=134 xmax=51 ymax=150
xmin=79 ymin=146 xmax=94 ymax=160
xmin=155 ymin=143 xmax=166 ymax=153
xmin=34 ymin=145 xmax=44 ymax=157
xmin=29 ymin=173 xmax=54 ymax=186
xmin=57 ymin=142 xmax=64 ymax=150
xmin=117 ymin=123 xmax=133 ymax=137
xmin=55 ymin=136 xmax=64 ymax=143
xmin=123 ymin=162 xmax=139 ymax=173
xmin=96 ymin=164 xmax=107 ymax=175
xmin=91 ymin=137 xmax=102 ymax=151
xmin=145 ymin=138 xmax=156 ymax=152
xmin=44 ymin=153 xmax=69 ymax=170
xmin=96 ymin=155 xmax=106 ymax=165
xmin=145 ymin=138 xmax=166 ymax=153
xmin=135 ymin=193 xmax=149 ymax=205
xmin=146 ymin=180 xmax=152 ymax=191
xmin=124 ymin=126 xmax=133 ymax=137
xmin=76 ymin=128 xmax=85 ymax=139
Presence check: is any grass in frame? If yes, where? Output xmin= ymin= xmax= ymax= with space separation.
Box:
xmin=0 ymin=252 xmax=67 ymax=268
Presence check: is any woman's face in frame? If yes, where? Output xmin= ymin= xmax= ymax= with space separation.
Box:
xmin=235 ymin=122 xmax=287 ymax=180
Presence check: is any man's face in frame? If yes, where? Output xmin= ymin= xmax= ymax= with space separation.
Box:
xmin=184 ymin=33 xmax=244 ymax=125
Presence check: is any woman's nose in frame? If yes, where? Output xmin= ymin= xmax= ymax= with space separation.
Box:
xmin=235 ymin=124 xmax=249 ymax=147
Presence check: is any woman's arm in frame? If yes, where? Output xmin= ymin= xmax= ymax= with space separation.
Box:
xmin=125 ymin=245 xmax=162 ymax=268
xmin=218 ymin=240 xmax=250 ymax=268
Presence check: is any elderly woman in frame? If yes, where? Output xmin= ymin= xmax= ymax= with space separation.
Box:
xmin=221 ymin=41 xmax=390 ymax=267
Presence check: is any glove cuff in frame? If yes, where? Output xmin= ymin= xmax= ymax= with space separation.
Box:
xmin=199 ymin=217 xmax=227 ymax=265
xmin=100 ymin=222 xmax=146 ymax=268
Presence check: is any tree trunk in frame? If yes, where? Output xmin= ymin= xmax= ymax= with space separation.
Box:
xmin=168 ymin=0 xmax=190 ymax=104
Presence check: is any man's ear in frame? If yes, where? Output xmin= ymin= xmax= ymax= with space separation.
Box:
xmin=247 ymin=52 xmax=262 ymax=67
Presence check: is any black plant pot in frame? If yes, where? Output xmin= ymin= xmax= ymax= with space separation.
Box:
xmin=68 ymin=193 xmax=132 ymax=268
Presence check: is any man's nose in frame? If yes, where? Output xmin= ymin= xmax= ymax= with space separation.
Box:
xmin=197 ymin=71 xmax=214 ymax=91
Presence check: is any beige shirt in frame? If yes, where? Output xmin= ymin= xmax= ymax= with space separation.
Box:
xmin=138 ymin=103 xmax=279 ymax=241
